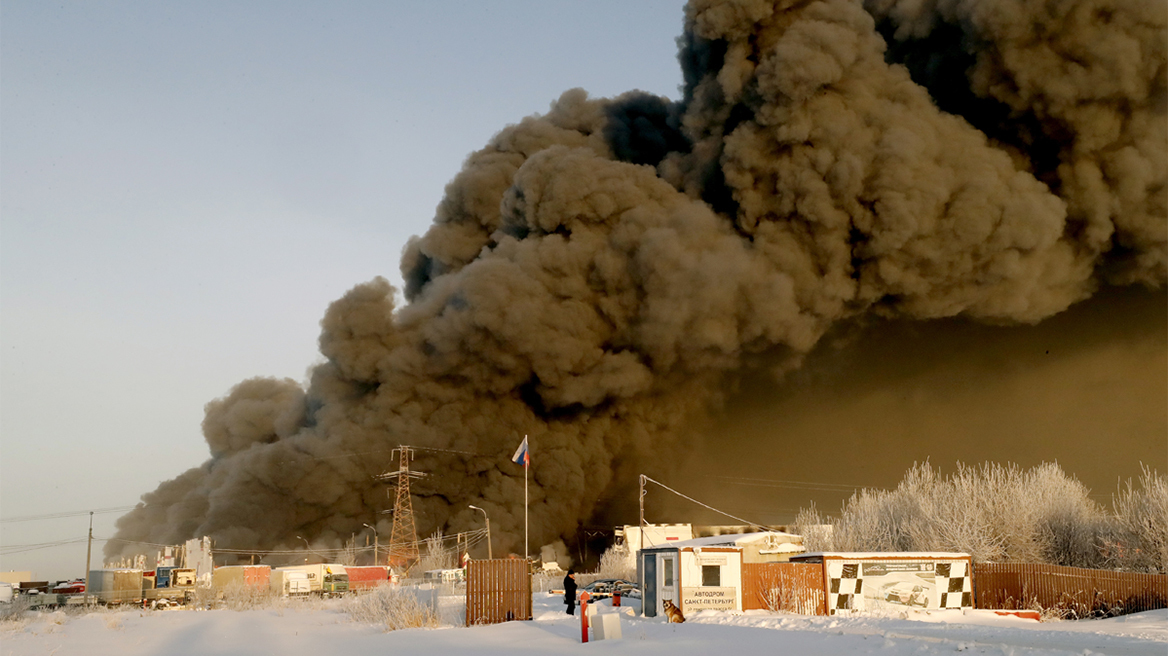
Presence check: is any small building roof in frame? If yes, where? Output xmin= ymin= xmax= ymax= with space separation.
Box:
xmin=791 ymin=551 xmax=971 ymax=561
xmin=642 ymin=531 xmax=801 ymax=551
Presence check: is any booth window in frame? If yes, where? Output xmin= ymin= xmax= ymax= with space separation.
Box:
xmin=662 ymin=557 xmax=674 ymax=586
xmin=702 ymin=565 xmax=721 ymax=587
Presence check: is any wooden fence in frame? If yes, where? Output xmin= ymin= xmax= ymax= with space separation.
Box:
xmin=742 ymin=562 xmax=826 ymax=615
xmin=973 ymin=563 xmax=1168 ymax=617
xmin=465 ymin=559 xmax=532 ymax=625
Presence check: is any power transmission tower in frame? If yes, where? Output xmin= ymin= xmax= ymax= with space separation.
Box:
xmin=377 ymin=446 xmax=425 ymax=573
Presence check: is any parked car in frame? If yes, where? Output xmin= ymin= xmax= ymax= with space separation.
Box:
xmin=579 ymin=578 xmax=639 ymax=600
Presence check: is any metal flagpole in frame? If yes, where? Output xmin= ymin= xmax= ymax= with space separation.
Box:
xmin=84 ymin=511 xmax=93 ymax=606
xmin=524 ymin=434 xmax=529 ymax=561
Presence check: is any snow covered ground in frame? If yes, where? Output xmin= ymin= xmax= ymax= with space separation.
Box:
xmin=3 ymin=592 xmax=1165 ymax=656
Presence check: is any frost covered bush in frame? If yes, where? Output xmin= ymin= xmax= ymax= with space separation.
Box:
xmin=806 ymin=462 xmax=1139 ymax=568
xmin=596 ymin=543 xmax=635 ymax=581
xmin=0 ymin=596 xmax=31 ymax=624
xmin=213 ymin=582 xmax=278 ymax=610
xmin=531 ymin=570 xmax=558 ymax=593
xmin=345 ymin=584 xmax=438 ymax=631
xmin=1107 ymin=466 xmax=1168 ymax=573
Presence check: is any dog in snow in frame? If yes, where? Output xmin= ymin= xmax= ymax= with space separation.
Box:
xmin=662 ymin=598 xmax=685 ymax=623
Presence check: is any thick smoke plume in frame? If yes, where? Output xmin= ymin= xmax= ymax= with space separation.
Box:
xmin=110 ymin=0 xmax=1165 ymax=561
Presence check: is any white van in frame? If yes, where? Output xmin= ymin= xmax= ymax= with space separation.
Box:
xmin=0 ymin=582 xmax=14 ymax=604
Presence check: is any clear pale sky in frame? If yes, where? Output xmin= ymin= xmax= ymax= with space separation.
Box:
xmin=1 ymin=0 xmax=687 ymax=581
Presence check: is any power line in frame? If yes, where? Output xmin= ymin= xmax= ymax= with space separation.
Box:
xmin=276 ymin=444 xmax=487 ymax=466
xmin=0 ymin=537 xmax=91 ymax=555
xmin=1 ymin=506 xmax=138 ymax=524
xmin=642 ymin=475 xmax=779 ymax=531
xmin=703 ymin=474 xmax=868 ymax=493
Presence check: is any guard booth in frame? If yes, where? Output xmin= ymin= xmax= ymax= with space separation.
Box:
xmin=639 ymin=532 xmax=800 ymax=617
xmin=789 ymin=552 xmax=973 ymax=614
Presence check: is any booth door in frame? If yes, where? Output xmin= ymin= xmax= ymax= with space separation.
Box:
xmin=656 ymin=553 xmax=678 ymax=616
xmin=641 ymin=553 xmax=657 ymax=617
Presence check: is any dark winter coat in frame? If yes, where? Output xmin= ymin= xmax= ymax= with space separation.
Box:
xmin=563 ymin=574 xmax=577 ymax=604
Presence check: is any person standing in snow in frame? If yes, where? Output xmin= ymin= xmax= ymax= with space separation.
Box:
xmin=563 ymin=569 xmax=578 ymax=615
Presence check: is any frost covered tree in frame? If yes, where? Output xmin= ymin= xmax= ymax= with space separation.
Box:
xmin=805 ymin=462 xmax=1138 ymax=569
xmin=1108 ymin=466 xmax=1168 ymax=573
xmin=793 ymin=504 xmax=834 ymax=553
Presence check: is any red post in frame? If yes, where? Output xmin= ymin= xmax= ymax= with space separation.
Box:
xmin=613 ymin=590 xmax=621 ymax=607
xmin=580 ymin=591 xmax=591 ymax=643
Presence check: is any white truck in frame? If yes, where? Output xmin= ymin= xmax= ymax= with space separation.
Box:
xmin=275 ymin=564 xmax=349 ymax=596
xmin=270 ymin=569 xmax=312 ymax=597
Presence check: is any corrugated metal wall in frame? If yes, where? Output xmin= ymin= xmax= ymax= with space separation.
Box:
xmin=973 ymin=563 xmax=1168 ymax=617
xmin=465 ymin=559 xmax=532 ymax=625
xmin=742 ymin=562 xmax=826 ymax=615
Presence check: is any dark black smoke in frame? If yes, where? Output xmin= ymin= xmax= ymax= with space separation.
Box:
xmin=110 ymin=0 xmax=1165 ymax=563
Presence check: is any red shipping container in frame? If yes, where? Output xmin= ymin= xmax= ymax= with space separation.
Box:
xmin=344 ymin=566 xmax=389 ymax=591
xmin=213 ymin=565 xmax=271 ymax=590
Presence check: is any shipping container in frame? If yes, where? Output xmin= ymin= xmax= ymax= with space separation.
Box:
xmin=213 ymin=565 xmax=271 ymax=590
xmin=88 ymin=569 xmax=144 ymax=604
xmin=344 ymin=566 xmax=389 ymax=591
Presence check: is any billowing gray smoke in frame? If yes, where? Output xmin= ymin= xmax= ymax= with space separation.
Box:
xmin=109 ymin=0 xmax=1166 ymax=560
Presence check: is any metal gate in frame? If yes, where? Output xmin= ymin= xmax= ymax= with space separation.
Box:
xmin=742 ymin=562 xmax=827 ymax=615
xmin=465 ymin=559 xmax=532 ymax=625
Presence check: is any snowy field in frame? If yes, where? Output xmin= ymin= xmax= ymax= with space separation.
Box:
xmin=3 ymin=592 xmax=1166 ymax=656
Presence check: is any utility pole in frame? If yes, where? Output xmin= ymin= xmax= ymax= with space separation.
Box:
xmin=377 ymin=446 xmax=425 ymax=573
xmin=84 ymin=511 xmax=94 ymax=606
xmin=363 ymin=523 xmax=379 ymax=567
xmin=639 ymin=474 xmax=646 ymax=554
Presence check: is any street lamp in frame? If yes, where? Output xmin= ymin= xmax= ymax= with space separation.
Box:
xmin=468 ymin=505 xmax=492 ymax=560
xmin=296 ymin=536 xmax=311 ymax=564
xmin=363 ymin=523 xmax=379 ymax=567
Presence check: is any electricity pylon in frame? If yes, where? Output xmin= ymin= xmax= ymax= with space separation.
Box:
xmin=377 ymin=446 xmax=425 ymax=572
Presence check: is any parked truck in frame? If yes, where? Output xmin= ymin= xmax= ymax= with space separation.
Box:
xmin=270 ymin=569 xmax=312 ymax=597
xmin=142 ymin=567 xmax=195 ymax=607
xmin=276 ymin=564 xmax=349 ymax=596
xmin=154 ymin=566 xmax=195 ymax=589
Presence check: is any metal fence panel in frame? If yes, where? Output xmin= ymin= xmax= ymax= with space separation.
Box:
xmin=973 ymin=563 xmax=1168 ymax=617
xmin=465 ymin=559 xmax=532 ymax=626
xmin=742 ymin=562 xmax=826 ymax=615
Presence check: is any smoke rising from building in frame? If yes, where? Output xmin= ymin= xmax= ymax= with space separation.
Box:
xmin=109 ymin=0 xmax=1166 ymax=560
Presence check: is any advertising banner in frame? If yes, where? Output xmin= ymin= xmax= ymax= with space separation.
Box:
xmin=861 ymin=561 xmax=936 ymax=610
xmin=822 ymin=556 xmax=973 ymax=614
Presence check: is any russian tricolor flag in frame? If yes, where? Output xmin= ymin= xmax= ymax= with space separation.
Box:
xmin=511 ymin=436 xmax=529 ymax=467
